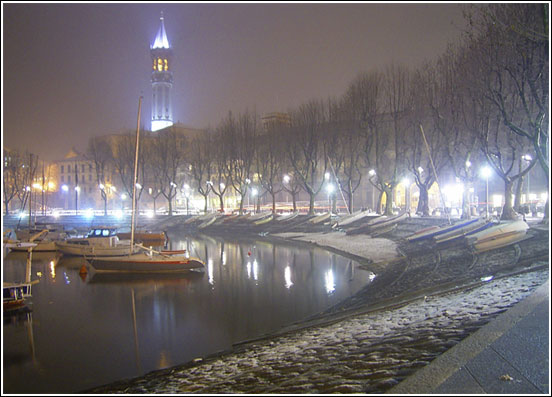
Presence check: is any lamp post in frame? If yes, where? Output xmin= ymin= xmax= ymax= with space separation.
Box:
xmin=283 ymin=174 xmax=290 ymax=205
xmin=326 ymin=183 xmax=335 ymax=213
xmin=206 ymin=181 xmax=213 ymax=213
xmin=74 ymin=186 xmax=80 ymax=215
xmin=480 ymin=166 xmax=492 ymax=219
xmin=251 ymin=187 xmax=259 ymax=213
xmin=402 ymin=178 xmax=410 ymax=214
xmin=245 ymin=178 xmax=251 ymax=212
xmin=522 ymin=154 xmax=532 ymax=205
xmin=368 ymin=169 xmax=376 ymax=212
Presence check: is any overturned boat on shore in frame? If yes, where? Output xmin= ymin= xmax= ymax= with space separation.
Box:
xmin=346 ymin=213 xmax=407 ymax=236
xmin=466 ymin=220 xmax=530 ymax=253
xmin=405 ymin=218 xmax=481 ymax=242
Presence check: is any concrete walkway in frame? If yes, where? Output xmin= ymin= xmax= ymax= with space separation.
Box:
xmin=389 ymin=279 xmax=549 ymax=394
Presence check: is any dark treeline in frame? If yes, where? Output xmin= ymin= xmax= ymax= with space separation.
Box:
xmin=4 ymin=4 xmax=548 ymax=223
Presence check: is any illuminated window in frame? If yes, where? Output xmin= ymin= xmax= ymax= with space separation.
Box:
xmin=157 ymin=58 xmax=163 ymax=72
xmin=164 ymin=59 xmax=168 ymax=71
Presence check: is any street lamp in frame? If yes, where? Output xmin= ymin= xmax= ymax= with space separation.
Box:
xmin=206 ymin=181 xmax=213 ymax=212
xmin=185 ymin=191 xmax=190 ymax=215
xmin=480 ymin=166 xmax=492 ymax=219
xmin=74 ymin=186 xmax=80 ymax=215
xmin=251 ymin=187 xmax=258 ymax=213
xmin=368 ymin=169 xmax=376 ymax=212
xmin=522 ymin=154 xmax=532 ymax=205
xmin=402 ymin=178 xmax=410 ymax=213
xmin=326 ymin=183 xmax=335 ymax=213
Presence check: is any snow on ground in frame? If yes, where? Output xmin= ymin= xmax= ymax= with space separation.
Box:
xmin=273 ymin=231 xmax=399 ymax=264
xmin=91 ymin=268 xmax=548 ymax=394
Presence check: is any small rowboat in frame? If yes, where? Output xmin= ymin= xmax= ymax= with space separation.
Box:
xmin=254 ymin=214 xmax=274 ymax=225
xmin=197 ymin=214 xmax=219 ymax=229
xmin=406 ymin=218 xmax=480 ymax=242
xmin=466 ymin=220 xmax=529 ymax=245
xmin=473 ymin=230 xmax=531 ymax=253
xmin=433 ymin=219 xmax=494 ymax=244
xmin=249 ymin=211 xmax=273 ymax=222
xmin=309 ymin=212 xmax=332 ymax=224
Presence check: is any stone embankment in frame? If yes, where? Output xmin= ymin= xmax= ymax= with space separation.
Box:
xmin=85 ymin=214 xmax=549 ymax=394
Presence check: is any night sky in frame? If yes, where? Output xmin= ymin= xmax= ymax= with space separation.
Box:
xmin=3 ymin=2 xmax=467 ymax=161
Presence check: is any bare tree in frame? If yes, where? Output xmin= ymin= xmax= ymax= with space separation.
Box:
xmin=150 ymin=129 xmax=188 ymax=215
xmin=225 ymin=111 xmax=257 ymax=214
xmin=344 ymin=71 xmax=385 ymax=213
xmin=286 ymin=100 xmax=330 ymax=215
xmin=463 ymin=3 xmax=549 ymax=222
xmin=86 ymin=136 xmax=112 ymax=215
xmin=255 ymin=118 xmax=287 ymax=214
xmin=3 ymin=148 xmax=22 ymax=214
xmin=189 ymin=133 xmax=214 ymax=213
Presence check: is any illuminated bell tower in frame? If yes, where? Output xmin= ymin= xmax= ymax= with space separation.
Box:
xmin=150 ymin=12 xmax=173 ymax=132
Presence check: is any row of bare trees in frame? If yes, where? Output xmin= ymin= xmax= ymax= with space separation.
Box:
xmin=5 ymin=4 xmax=546 ymax=223
xmin=186 ymin=4 xmax=548 ymax=222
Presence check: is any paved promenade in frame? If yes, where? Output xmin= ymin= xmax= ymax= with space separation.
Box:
xmin=389 ymin=279 xmax=549 ymax=394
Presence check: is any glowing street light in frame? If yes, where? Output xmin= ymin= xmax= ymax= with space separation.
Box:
xmin=480 ymin=166 xmax=492 ymax=218
xmin=283 ymin=174 xmax=290 ymax=183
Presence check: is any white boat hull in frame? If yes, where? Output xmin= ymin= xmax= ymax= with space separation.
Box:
xmin=88 ymin=254 xmax=205 ymax=273
xmin=10 ymin=240 xmax=57 ymax=252
xmin=55 ymin=241 xmax=136 ymax=256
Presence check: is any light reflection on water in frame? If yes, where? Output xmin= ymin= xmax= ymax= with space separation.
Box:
xmin=3 ymin=233 xmax=375 ymax=394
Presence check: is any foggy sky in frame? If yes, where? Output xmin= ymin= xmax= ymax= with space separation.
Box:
xmin=3 ymin=2 xmax=468 ymax=161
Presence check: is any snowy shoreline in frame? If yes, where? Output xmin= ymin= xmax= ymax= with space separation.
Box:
xmin=272 ymin=231 xmax=400 ymax=265
xmin=87 ymin=228 xmax=549 ymax=394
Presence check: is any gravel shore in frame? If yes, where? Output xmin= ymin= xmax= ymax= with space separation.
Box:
xmin=87 ymin=225 xmax=549 ymax=394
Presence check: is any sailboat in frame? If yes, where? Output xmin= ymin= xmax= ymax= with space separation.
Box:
xmin=87 ymin=97 xmax=205 ymax=274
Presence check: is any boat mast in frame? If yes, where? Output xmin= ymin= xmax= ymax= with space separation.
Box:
xmin=130 ymin=96 xmax=143 ymax=254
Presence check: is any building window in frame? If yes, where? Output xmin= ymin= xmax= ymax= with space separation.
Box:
xmin=89 ymin=164 xmax=92 ymax=172
xmin=82 ymin=165 xmax=85 ymax=173
xmin=67 ymin=165 xmax=71 ymax=173
xmin=61 ymin=176 xmax=64 ymax=182
xmin=61 ymin=165 xmax=64 ymax=173
xmin=68 ymin=175 xmax=71 ymax=183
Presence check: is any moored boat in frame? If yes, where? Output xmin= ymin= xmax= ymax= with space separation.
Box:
xmin=248 ymin=211 xmax=273 ymax=222
xmin=472 ymin=230 xmax=531 ymax=253
xmin=116 ymin=231 xmax=166 ymax=244
xmin=87 ymin=252 xmax=205 ymax=273
xmin=406 ymin=218 xmax=480 ymax=242
xmin=55 ymin=227 xmax=138 ymax=256
xmin=433 ymin=218 xmax=494 ymax=244
xmin=197 ymin=214 xmax=219 ymax=229
xmin=347 ymin=212 xmax=407 ymax=235
xmin=309 ymin=212 xmax=332 ymax=224
xmin=276 ymin=211 xmax=299 ymax=222
xmin=254 ymin=214 xmax=274 ymax=225
xmin=466 ymin=220 xmax=530 ymax=252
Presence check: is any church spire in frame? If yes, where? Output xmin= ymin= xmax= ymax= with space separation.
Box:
xmin=150 ymin=12 xmax=174 ymax=132
xmin=152 ymin=11 xmax=170 ymax=49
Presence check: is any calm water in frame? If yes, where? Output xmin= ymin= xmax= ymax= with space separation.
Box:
xmin=3 ymin=233 xmax=375 ymax=393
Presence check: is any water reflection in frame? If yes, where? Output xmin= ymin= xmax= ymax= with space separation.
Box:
xmin=3 ymin=233 xmax=375 ymax=394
